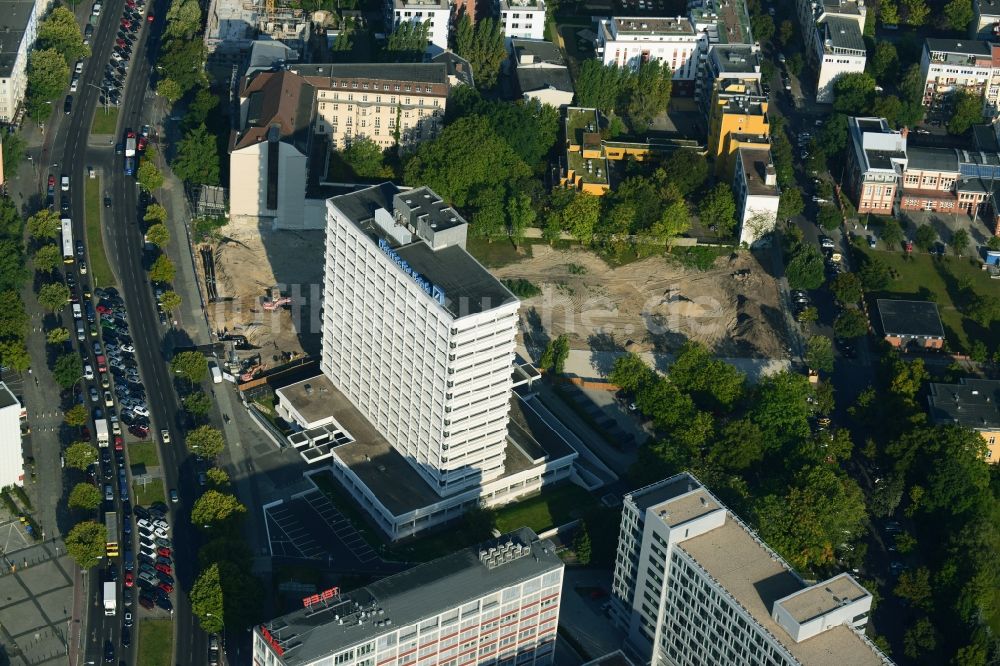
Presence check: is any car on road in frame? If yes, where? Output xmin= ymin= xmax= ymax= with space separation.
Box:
xmin=160 ymin=429 xmax=170 ymax=444
xmin=868 ymin=235 xmax=877 ymax=248
xmin=819 ymin=236 xmax=835 ymax=249
xmin=155 ymin=595 xmax=173 ymax=612
xmin=169 ymin=488 xmax=179 ymax=503
xmin=103 ymin=640 xmax=114 ymax=663
xmin=121 ymin=627 xmax=131 ymax=648
xmin=128 ymin=424 xmax=149 ymax=439
xmin=158 ymin=581 xmax=173 ymax=594
xmin=60 ymin=175 xmax=69 ymax=191
xmin=89 ymin=386 xmax=100 ymax=403
xmin=84 ymin=363 xmax=94 ymax=380
xmin=114 ymin=142 xmax=123 ymax=155
xmin=132 ymin=404 xmax=149 ymax=417
xmin=138 ymin=593 xmax=154 ymax=610
xmin=124 ymin=611 xmax=133 ymax=627
xmin=63 ymin=95 xmax=72 ymax=114
xmin=103 ymin=390 xmax=113 ymax=407
xmin=155 ymin=563 xmax=172 ymax=575
xmin=80 ymin=261 xmax=88 ymax=275
xmin=104 ymin=485 xmax=113 ymax=501
xmin=124 ymin=571 xmax=134 ymax=587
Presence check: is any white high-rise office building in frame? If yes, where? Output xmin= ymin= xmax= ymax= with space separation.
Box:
xmin=0 ymin=382 xmax=23 ymax=488
xmin=322 ymin=183 xmax=519 ymax=497
xmin=252 ymin=528 xmax=564 ymax=666
xmin=611 ymin=473 xmax=893 ymax=666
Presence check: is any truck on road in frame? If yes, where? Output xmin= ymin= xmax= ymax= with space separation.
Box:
xmin=96 ymin=419 xmax=109 ymax=447
xmin=103 ymin=581 xmax=116 ymax=615
xmin=124 ymin=136 xmax=136 ymax=158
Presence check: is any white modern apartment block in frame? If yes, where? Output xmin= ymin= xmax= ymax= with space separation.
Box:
xmin=0 ymin=382 xmax=22 ymax=488
xmin=920 ymin=38 xmax=1000 ymax=118
xmin=386 ymin=0 xmax=450 ymax=54
xmin=795 ymin=0 xmax=867 ymax=102
xmin=596 ymin=17 xmax=700 ymax=93
xmin=732 ymin=146 xmax=779 ymax=247
xmin=253 ymin=528 xmax=563 ymax=666
xmin=497 ymin=0 xmax=545 ymax=41
xmin=323 ymin=183 xmax=520 ymax=497
xmin=610 ymin=474 xmax=893 ymax=666
xmin=0 ymin=0 xmax=40 ymax=123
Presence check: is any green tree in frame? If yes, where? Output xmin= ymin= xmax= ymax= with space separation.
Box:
xmin=817 ymin=204 xmax=842 ymax=231
xmin=0 ymin=341 xmax=30 ymax=373
xmin=46 ymin=327 xmax=69 ymax=345
xmin=143 ymin=203 xmax=168 ymax=225
xmin=183 ymin=391 xmax=212 ymax=417
xmin=895 ymin=566 xmax=933 ymax=610
xmin=573 ymin=59 xmax=623 ymax=113
xmin=830 ymin=272 xmax=862 ymax=304
xmin=645 ymin=198 xmax=691 ymax=248
xmin=404 ymin=116 xmax=531 ymax=208
xmin=171 ymin=351 xmax=208 ymax=385
xmin=881 ymin=0 xmax=901 ymax=23
xmin=165 ymin=0 xmax=202 ymax=40
xmin=453 ymin=17 xmax=506 ymax=88
xmin=573 ymin=524 xmax=592 ymax=565
xmin=948 ymin=90 xmax=983 ymax=135
xmin=172 ymin=124 xmax=221 ymax=185
xmin=192 ymin=490 xmax=246 ymax=527
xmin=462 ymin=505 xmax=497 ymax=540
xmin=777 ymin=187 xmax=804 ymax=220
xmin=65 ymin=441 xmax=98 ymax=470
xmin=608 ymin=353 xmax=655 ymax=394
xmin=149 ymin=255 xmax=175 ymax=284
xmin=32 ymin=244 xmax=62 ymax=273
xmin=859 ymin=255 xmax=892 ymax=289
xmin=699 ymin=183 xmax=737 ymax=237
xmin=778 ymin=19 xmax=794 ymax=45
xmin=65 ymin=403 xmax=88 ymax=427
xmin=156 ymin=78 xmax=184 ymax=103
xmin=562 ymin=192 xmax=602 ymax=243
xmin=753 ymin=466 xmax=867 ymax=569
xmin=37 ymin=7 xmax=89 ymax=62
xmin=2 ymin=132 xmax=25 ymax=181
xmin=987 ymin=235 xmax=1000 ymax=251
xmin=206 ymin=467 xmax=230 ymax=487
xmin=159 ymin=290 xmax=181 ymax=313
xmin=668 ymin=341 xmax=746 ymax=410
xmin=65 ymin=520 xmax=106 ymax=568
xmin=834 ymin=308 xmax=869 ymax=338
xmin=157 ymin=39 xmax=207 ymax=97
xmin=902 ymin=0 xmax=930 ymax=25
xmin=185 ymin=86 xmax=220 ymax=128
xmin=751 ymin=13 xmax=774 ymax=43
xmin=869 ymin=41 xmax=899 ymax=84
xmin=832 ymin=72 xmax=876 ymax=115
xmin=137 ymin=160 xmax=164 ymax=192
xmin=26 ymin=49 xmax=69 ymax=121
xmin=786 ymin=246 xmax=825 ymax=290
xmin=661 ymin=150 xmax=708 ymax=197
xmin=68 ymin=483 xmax=102 ymax=510
xmin=53 ymin=352 xmax=83 ymax=389
xmin=903 ymin=617 xmax=937 ymax=659
xmin=806 ymin=335 xmax=834 ymax=373
xmin=538 ymin=335 xmax=570 ymax=374
xmin=967 ymin=293 xmax=1000 ymax=327
xmin=880 ymin=218 xmax=904 ymax=248
xmin=190 ymin=563 xmax=225 ymax=633
xmin=37 ymin=282 xmax=70 ymax=313
xmin=341 ymin=138 xmax=386 ymax=179
xmin=943 ymin=0 xmax=974 ymax=30
xmin=384 ymin=20 xmax=430 ymax=63
xmin=621 ymin=61 xmax=673 ymax=131
xmin=748 ymin=371 xmax=813 ymax=448
xmin=187 ymin=425 xmax=225 ymax=458
xmin=914 ymin=224 xmax=938 ymax=251
xmin=144 ymin=224 xmax=170 ymax=248
xmin=0 ymin=242 xmax=26 ymax=291
xmin=951 ymin=228 xmax=970 ymax=256
xmin=27 ymin=209 xmax=61 ymax=240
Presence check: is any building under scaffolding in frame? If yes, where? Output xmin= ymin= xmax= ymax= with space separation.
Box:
xmin=204 ymin=0 xmax=312 ymax=76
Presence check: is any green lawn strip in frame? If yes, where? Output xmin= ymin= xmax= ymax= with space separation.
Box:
xmin=857 ymin=247 xmax=997 ymax=352
xmin=137 ymin=619 xmax=172 ymax=666
xmin=133 ymin=478 xmax=165 ymax=506
xmin=91 ymin=107 xmax=119 ymax=135
xmin=127 ymin=441 xmax=160 ymax=468
xmin=84 ymin=178 xmax=115 ymax=287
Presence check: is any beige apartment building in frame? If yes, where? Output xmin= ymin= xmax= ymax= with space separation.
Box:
xmin=846 ymin=117 xmax=907 ymax=215
xmin=293 ymin=63 xmax=448 ymax=150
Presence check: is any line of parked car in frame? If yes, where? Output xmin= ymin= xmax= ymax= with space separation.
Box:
xmin=99 ymin=0 xmax=153 ymax=108
xmin=123 ymin=502 xmax=175 ymax=613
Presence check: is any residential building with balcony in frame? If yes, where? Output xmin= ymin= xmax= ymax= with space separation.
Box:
xmin=928 ymin=378 xmax=1000 ymax=463
xmin=795 ymin=0 xmax=867 ymax=102
xmin=973 ymin=0 xmax=1000 ymax=39
xmin=497 ymin=0 xmax=545 ymax=41
xmin=386 ymin=0 xmax=450 ymax=54
xmin=0 ymin=0 xmax=40 ymax=123
xmin=732 ymin=146 xmax=779 ymax=247
xmin=920 ymin=39 xmax=1000 ymax=118
xmin=253 ymin=528 xmax=564 ymax=666
xmin=302 ymin=63 xmax=448 ymax=150
xmin=596 ymin=16 xmax=700 ymax=95
xmin=609 ymin=473 xmax=892 ymax=666
xmin=696 ymin=43 xmax=762 ymax=114
xmin=845 ymin=117 xmax=907 ymax=215
xmin=706 ymin=74 xmax=769 ymax=175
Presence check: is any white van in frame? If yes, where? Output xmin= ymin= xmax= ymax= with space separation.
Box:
xmin=72 ymin=303 xmax=82 ymax=319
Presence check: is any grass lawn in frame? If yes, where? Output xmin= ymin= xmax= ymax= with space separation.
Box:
xmin=137 ymin=619 xmax=172 ymax=666
xmin=467 ymin=238 xmax=531 ymax=268
xmin=91 ymin=107 xmax=119 ymax=135
xmin=856 ymin=246 xmax=999 ymax=352
xmin=84 ymin=178 xmax=115 ymax=287
xmin=127 ymin=441 xmax=160 ymax=468
xmin=133 ymin=478 xmax=165 ymax=506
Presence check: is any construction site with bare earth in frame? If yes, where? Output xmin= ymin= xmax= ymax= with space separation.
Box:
xmin=195 ymin=215 xmax=791 ymax=379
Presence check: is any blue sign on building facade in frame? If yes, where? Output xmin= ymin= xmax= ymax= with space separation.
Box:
xmin=379 ymin=238 xmax=447 ymax=306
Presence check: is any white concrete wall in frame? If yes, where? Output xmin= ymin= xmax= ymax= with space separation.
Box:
xmin=0 ymin=386 xmax=22 ymax=488
xmin=738 ymin=195 xmax=780 ymax=247
xmin=599 ymin=35 xmax=700 ymax=79
xmin=228 ymin=141 xmax=307 ymax=226
xmin=502 ymin=6 xmax=545 ymax=40
xmin=816 ymin=53 xmax=866 ymax=103
xmin=522 ymin=87 xmax=574 ymax=108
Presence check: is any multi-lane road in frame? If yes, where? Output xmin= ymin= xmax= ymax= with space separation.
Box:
xmin=49 ymin=0 xmax=207 ymax=661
